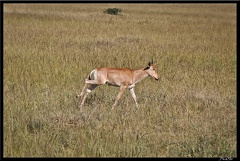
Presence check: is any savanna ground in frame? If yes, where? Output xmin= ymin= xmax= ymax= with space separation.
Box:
xmin=3 ymin=3 xmax=236 ymax=157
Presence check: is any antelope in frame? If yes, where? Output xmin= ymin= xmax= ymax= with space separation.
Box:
xmin=77 ymin=59 xmax=159 ymax=109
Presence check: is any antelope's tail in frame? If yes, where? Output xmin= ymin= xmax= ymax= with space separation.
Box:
xmin=87 ymin=69 xmax=96 ymax=80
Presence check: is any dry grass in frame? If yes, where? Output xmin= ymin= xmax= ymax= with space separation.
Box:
xmin=3 ymin=3 xmax=236 ymax=157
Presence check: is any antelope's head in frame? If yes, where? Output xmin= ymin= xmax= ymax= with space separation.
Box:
xmin=144 ymin=59 xmax=159 ymax=80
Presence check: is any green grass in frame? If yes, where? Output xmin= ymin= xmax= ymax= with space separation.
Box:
xmin=3 ymin=4 xmax=236 ymax=157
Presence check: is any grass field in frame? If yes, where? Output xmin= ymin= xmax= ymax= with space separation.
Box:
xmin=3 ymin=3 xmax=236 ymax=157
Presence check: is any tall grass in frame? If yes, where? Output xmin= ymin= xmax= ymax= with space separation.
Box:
xmin=3 ymin=4 xmax=236 ymax=157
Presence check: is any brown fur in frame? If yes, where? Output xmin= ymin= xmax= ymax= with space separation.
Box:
xmin=77 ymin=62 xmax=159 ymax=108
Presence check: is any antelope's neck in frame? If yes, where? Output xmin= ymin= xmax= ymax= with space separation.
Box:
xmin=132 ymin=68 xmax=148 ymax=84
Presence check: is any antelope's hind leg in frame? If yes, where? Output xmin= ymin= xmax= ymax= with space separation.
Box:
xmin=77 ymin=82 xmax=88 ymax=99
xmin=79 ymin=84 xmax=98 ymax=108
xmin=77 ymin=78 xmax=99 ymax=99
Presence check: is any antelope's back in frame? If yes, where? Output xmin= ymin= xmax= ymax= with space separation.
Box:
xmin=97 ymin=67 xmax=133 ymax=85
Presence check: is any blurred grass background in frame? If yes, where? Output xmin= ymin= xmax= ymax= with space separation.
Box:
xmin=3 ymin=3 xmax=236 ymax=157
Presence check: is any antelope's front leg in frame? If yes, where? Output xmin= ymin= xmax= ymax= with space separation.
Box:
xmin=112 ymin=85 xmax=127 ymax=109
xmin=129 ymin=88 xmax=138 ymax=107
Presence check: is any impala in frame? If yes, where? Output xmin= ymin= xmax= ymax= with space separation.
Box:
xmin=77 ymin=59 xmax=159 ymax=109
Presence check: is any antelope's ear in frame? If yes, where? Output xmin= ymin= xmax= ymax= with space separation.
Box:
xmin=144 ymin=62 xmax=151 ymax=70
xmin=144 ymin=66 xmax=149 ymax=70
